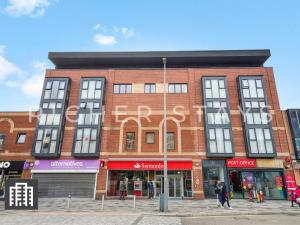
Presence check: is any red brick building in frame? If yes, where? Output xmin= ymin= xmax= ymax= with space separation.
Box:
xmin=0 ymin=50 xmax=295 ymax=200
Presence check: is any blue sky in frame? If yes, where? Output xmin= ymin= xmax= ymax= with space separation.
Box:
xmin=0 ymin=0 xmax=299 ymax=111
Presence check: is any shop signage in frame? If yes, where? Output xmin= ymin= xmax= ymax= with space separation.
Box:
xmin=226 ymin=158 xmax=256 ymax=168
xmin=107 ymin=160 xmax=193 ymax=170
xmin=32 ymin=160 xmax=100 ymax=171
xmin=284 ymin=173 xmax=297 ymax=194
xmin=0 ymin=161 xmax=25 ymax=170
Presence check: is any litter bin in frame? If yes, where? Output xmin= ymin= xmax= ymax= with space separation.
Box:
xmin=159 ymin=194 xmax=164 ymax=212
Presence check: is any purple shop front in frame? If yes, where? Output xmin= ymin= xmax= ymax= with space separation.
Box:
xmin=32 ymin=159 xmax=100 ymax=172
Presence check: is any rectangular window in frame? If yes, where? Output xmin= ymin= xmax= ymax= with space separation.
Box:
xmin=0 ymin=134 xmax=5 ymax=150
xmin=16 ymin=133 xmax=26 ymax=144
xmin=167 ymin=132 xmax=175 ymax=150
xmin=126 ymin=132 xmax=135 ymax=150
xmin=33 ymin=77 xmax=70 ymax=157
xmin=113 ymin=84 xmax=132 ymax=94
xmin=168 ymin=83 xmax=188 ymax=93
xmin=73 ymin=78 xmax=105 ymax=156
xmin=238 ymin=76 xmax=275 ymax=157
xmin=146 ymin=132 xmax=155 ymax=144
xmin=202 ymin=77 xmax=233 ymax=156
xmin=144 ymin=83 xmax=156 ymax=93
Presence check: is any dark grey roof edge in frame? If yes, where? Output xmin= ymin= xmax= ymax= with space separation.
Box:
xmin=48 ymin=49 xmax=271 ymax=69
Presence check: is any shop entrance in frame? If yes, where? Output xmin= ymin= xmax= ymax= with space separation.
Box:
xmin=156 ymin=174 xmax=183 ymax=198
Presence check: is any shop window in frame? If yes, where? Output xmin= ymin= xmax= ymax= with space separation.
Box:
xmin=113 ymin=84 xmax=132 ymax=94
xmin=0 ymin=134 xmax=5 ymax=150
xmin=146 ymin=132 xmax=155 ymax=144
xmin=168 ymin=83 xmax=188 ymax=93
xmin=16 ymin=133 xmax=26 ymax=144
xmin=167 ymin=132 xmax=175 ymax=150
xmin=144 ymin=83 xmax=156 ymax=93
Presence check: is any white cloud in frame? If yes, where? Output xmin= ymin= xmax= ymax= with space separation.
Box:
xmin=20 ymin=60 xmax=45 ymax=96
xmin=93 ymin=34 xmax=117 ymax=46
xmin=93 ymin=24 xmax=107 ymax=32
xmin=4 ymin=0 xmax=51 ymax=17
xmin=0 ymin=48 xmax=23 ymax=80
xmin=120 ymin=27 xmax=135 ymax=38
xmin=0 ymin=47 xmax=45 ymax=97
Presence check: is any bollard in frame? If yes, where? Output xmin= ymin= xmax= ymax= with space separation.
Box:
xmin=101 ymin=195 xmax=104 ymax=210
xmin=133 ymin=195 xmax=136 ymax=209
xmin=67 ymin=194 xmax=71 ymax=209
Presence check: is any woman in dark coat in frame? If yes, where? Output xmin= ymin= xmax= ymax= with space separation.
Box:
xmin=220 ymin=184 xmax=232 ymax=209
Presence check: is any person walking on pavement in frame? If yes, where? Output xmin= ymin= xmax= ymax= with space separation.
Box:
xmin=220 ymin=184 xmax=233 ymax=209
xmin=215 ymin=180 xmax=222 ymax=207
xmin=148 ymin=179 xmax=154 ymax=199
xmin=119 ymin=178 xmax=127 ymax=200
xmin=291 ymin=189 xmax=300 ymax=207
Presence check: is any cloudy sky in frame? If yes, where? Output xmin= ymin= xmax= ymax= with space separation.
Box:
xmin=0 ymin=0 xmax=300 ymax=111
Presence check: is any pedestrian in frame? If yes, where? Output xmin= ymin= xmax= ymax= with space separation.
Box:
xmin=258 ymin=190 xmax=265 ymax=203
xmin=215 ymin=181 xmax=222 ymax=207
xmin=119 ymin=178 xmax=127 ymax=200
xmin=220 ymin=184 xmax=232 ymax=209
xmin=148 ymin=180 xmax=154 ymax=199
xmin=290 ymin=189 xmax=300 ymax=207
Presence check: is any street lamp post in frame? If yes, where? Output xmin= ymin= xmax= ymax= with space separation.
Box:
xmin=162 ymin=57 xmax=168 ymax=212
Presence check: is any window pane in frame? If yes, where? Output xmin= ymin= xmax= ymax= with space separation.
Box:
xmin=225 ymin=141 xmax=232 ymax=153
xmin=207 ymin=102 xmax=213 ymax=108
xmin=256 ymin=80 xmax=262 ymax=88
xmin=243 ymin=89 xmax=250 ymax=98
xmin=209 ymin=141 xmax=217 ymax=153
xmin=224 ymin=129 xmax=230 ymax=140
xmin=250 ymin=141 xmax=258 ymax=153
xmin=114 ymin=85 xmax=120 ymax=94
xmin=181 ymin=84 xmax=187 ymax=93
xmin=91 ymin=129 xmax=97 ymax=140
xmin=53 ymin=114 xmax=61 ymax=125
xmin=74 ymin=141 xmax=82 ymax=153
xmin=39 ymin=114 xmax=46 ymax=125
xmin=51 ymin=81 xmax=59 ymax=99
xmin=59 ymin=81 xmax=65 ymax=89
xmin=249 ymin=80 xmax=257 ymax=98
xmin=81 ymin=90 xmax=88 ymax=99
xmin=169 ymin=84 xmax=174 ymax=93
xmin=249 ymin=129 xmax=256 ymax=140
xmin=78 ymin=114 xmax=84 ymax=125
xmin=257 ymin=88 xmax=264 ymax=98
xmin=95 ymin=90 xmax=101 ymax=99
xmin=126 ymin=132 xmax=135 ymax=149
xmin=44 ymin=90 xmax=50 ymax=99
xmin=96 ymin=81 xmax=102 ymax=89
xmin=37 ymin=129 xmax=43 ymax=140
xmin=219 ymin=89 xmax=226 ymax=98
xmin=49 ymin=141 xmax=56 ymax=153
xmin=242 ymin=80 xmax=249 ymax=87
xmin=175 ymin=84 xmax=181 ymax=93
xmin=82 ymin=81 xmax=88 ymax=89
xmin=245 ymin=102 xmax=251 ymax=108
xmin=51 ymin=129 xmax=57 ymax=140
xmin=211 ymin=80 xmax=219 ymax=98
xmin=256 ymin=128 xmax=266 ymax=153
xmin=213 ymin=101 xmax=220 ymax=108
xmin=264 ymin=129 xmax=271 ymax=139
xmin=77 ymin=129 xmax=83 ymax=140
xmin=266 ymin=141 xmax=273 ymax=153
xmin=17 ymin=134 xmax=26 ymax=144
xmin=205 ymin=89 xmax=212 ymax=98
xmin=146 ymin=132 xmax=155 ymax=143
xmin=120 ymin=85 xmax=126 ymax=93
xmin=46 ymin=114 xmax=54 ymax=125
xmin=145 ymin=84 xmax=150 ymax=93
xmin=89 ymin=141 xmax=96 ymax=153
xmin=167 ymin=133 xmax=175 ymax=150
xmin=46 ymin=81 xmax=52 ymax=89
xmin=126 ymin=84 xmax=132 ymax=93
xmin=252 ymin=101 xmax=259 ymax=108
xmin=57 ymin=90 xmax=64 ymax=99
xmin=209 ymin=129 xmax=215 ymax=139
xmin=88 ymin=81 xmax=96 ymax=98
xmin=253 ymin=113 xmax=261 ymax=124
xmin=219 ymin=80 xmax=225 ymax=88
xmin=82 ymin=128 xmax=91 ymax=153
xmin=205 ymin=80 xmax=211 ymax=88
xmin=221 ymin=102 xmax=227 ymax=108
xmin=216 ymin=128 xmax=224 ymax=153
xmin=246 ymin=113 xmax=254 ymax=124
